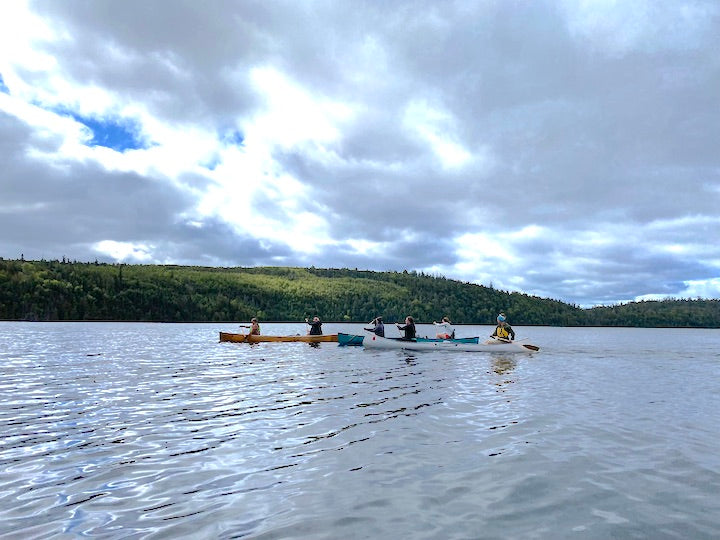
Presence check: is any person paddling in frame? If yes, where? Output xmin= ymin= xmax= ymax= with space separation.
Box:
xmin=305 ymin=316 xmax=323 ymax=335
xmin=433 ymin=316 xmax=455 ymax=339
xmin=365 ymin=316 xmax=385 ymax=337
xmin=490 ymin=313 xmax=515 ymax=341
xmin=396 ymin=316 xmax=416 ymax=340
xmin=240 ymin=317 xmax=261 ymax=335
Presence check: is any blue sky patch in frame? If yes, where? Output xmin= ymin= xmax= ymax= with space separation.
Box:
xmin=71 ymin=113 xmax=146 ymax=152
xmin=0 ymin=73 xmax=9 ymax=94
xmin=222 ymin=129 xmax=244 ymax=147
xmin=47 ymin=106 xmax=146 ymax=152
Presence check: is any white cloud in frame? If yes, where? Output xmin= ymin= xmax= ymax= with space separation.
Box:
xmin=680 ymin=278 xmax=720 ymax=298
xmin=93 ymin=240 xmax=153 ymax=262
xmin=0 ymin=1 xmax=57 ymax=84
xmin=247 ymin=66 xmax=353 ymax=149
xmin=403 ymin=99 xmax=473 ymax=169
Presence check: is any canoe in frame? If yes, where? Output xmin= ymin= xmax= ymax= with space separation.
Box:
xmin=350 ymin=334 xmax=480 ymax=346
xmin=219 ymin=332 xmax=338 ymax=343
xmin=362 ymin=334 xmax=539 ymax=353
xmin=338 ymin=333 xmax=365 ymax=346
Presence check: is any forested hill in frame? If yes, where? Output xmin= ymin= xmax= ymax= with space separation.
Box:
xmin=1 ymin=259 xmax=719 ymax=327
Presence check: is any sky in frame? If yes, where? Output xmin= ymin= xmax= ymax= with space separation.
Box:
xmin=1 ymin=0 xmax=719 ymax=307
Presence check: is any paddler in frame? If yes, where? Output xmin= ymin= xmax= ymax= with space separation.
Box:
xmin=364 ymin=316 xmax=385 ymax=337
xmin=490 ymin=313 xmax=515 ymax=341
xmin=240 ymin=317 xmax=261 ymax=335
xmin=396 ymin=315 xmax=416 ymax=340
xmin=305 ymin=316 xmax=323 ymax=335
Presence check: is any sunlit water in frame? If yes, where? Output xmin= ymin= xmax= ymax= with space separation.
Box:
xmin=1 ymin=322 xmax=719 ymax=539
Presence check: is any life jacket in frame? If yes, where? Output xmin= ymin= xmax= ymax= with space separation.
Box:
xmin=496 ymin=325 xmax=509 ymax=338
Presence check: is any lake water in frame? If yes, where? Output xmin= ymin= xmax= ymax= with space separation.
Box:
xmin=1 ymin=322 xmax=719 ymax=539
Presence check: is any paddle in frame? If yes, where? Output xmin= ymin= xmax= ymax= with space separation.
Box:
xmin=490 ymin=335 xmax=539 ymax=351
xmin=237 ymin=324 xmax=255 ymax=342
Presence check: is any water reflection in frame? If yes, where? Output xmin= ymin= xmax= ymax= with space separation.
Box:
xmin=492 ymin=356 xmax=516 ymax=375
xmin=491 ymin=356 xmax=516 ymax=391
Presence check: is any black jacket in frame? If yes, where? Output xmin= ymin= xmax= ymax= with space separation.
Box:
xmin=307 ymin=321 xmax=322 ymax=335
xmin=397 ymin=322 xmax=416 ymax=340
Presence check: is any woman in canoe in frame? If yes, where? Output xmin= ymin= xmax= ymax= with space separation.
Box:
xmin=396 ymin=316 xmax=416 ymax=340
xmin=490 ymin=313 xmax=515 ymax=341
xmin=365 ymin=316 xmax=385 ymax=337
xmin=305 ymin=316 xmax=323 ymax=335
xmin=433 ymin=316 xmax=455 ymax=339
xmin=240 ymin=317 xmax=261 ymax=335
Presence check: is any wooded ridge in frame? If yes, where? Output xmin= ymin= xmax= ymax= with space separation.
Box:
xmin=1 ymin=259 xmax=719 ymax=327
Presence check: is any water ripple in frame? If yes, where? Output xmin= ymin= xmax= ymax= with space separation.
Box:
xmin=1 ymin=323 xmax=720 ymax=538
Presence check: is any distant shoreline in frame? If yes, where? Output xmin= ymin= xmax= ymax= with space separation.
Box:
xmin=2 ymin=259 xmax=719 ymax=328
xmin=1 ymin=319 xmax=718 ymax=329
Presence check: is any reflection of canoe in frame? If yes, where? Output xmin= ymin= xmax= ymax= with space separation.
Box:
xmin=338 ymin=333 xmax=364 ymax=346
xmin=362 ymin=334 xmax=538 ymax=353
xmin=219 ymin=332 xmax=338 ymax=343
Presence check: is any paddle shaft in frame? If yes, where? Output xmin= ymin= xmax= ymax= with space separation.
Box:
xmin=490 ymin=335 xmax=539 ymax=351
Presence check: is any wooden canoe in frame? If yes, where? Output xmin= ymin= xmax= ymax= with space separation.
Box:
xmin=219 ymin=332 xmax=338 ymax=343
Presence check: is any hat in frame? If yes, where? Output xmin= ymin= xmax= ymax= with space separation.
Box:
xmin=497 ymin=313 xmax=506 ymax=322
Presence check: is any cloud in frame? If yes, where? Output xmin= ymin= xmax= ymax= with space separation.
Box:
xmin=0 ymin=109 xmax=286 ymax=266
xmin=1 ymin=0 xmax=719 ymax=306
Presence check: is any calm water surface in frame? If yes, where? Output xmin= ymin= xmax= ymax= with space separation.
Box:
xmin=1 ymin=322 xmax=719 ymax=539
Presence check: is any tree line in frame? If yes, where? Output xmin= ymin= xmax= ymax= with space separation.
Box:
xmin=1 ymin=258 xmax=719 ymax=327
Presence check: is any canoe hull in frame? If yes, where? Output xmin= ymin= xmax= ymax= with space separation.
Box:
xmin=416 ymin=336 xmax=479 ymax=344
xmin=362 ymin=334 xmax=538 ymax=353
xmin=338 ymin=333 xmax=365 ymax=346
xmin=220 ymin=332 xmax=338 ymax=343
xmin=339 ymin=332 xmax=477 ymax=346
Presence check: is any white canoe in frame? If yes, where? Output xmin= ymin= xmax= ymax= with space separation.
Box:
xmin=362 ymin=334 xmax=539 ymax=353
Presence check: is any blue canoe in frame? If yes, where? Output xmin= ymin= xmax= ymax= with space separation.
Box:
xmin=417 ymin=336 xmax=479 ymax=344
xmin=339 ymin=332 xmax=479 ymax=346
xmin=338 ymin=333 xmax=365 ymax=346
